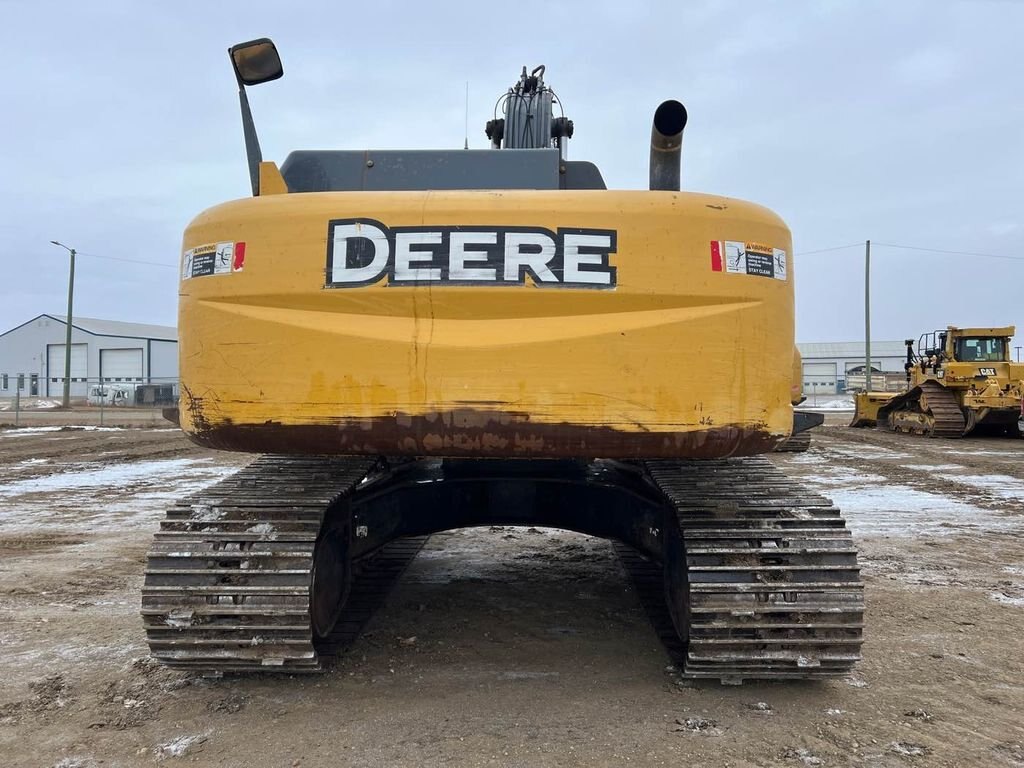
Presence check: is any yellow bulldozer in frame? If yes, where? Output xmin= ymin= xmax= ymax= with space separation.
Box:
xmin=851 ymin=326 xmax=1024 ymax=437
xmin=142 ymin=38 xmax=861 ymax=684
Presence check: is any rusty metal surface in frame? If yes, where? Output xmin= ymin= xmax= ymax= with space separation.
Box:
xmin=185 ymin=408 xmax=780 ymax=460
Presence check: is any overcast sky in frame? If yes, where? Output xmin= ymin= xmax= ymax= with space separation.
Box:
xmin=2 ymin=0 xmax=1022 ymax=352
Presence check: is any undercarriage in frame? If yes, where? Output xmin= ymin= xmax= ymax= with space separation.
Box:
xmin=876 ymin=380 xmax=1021 ymax=438
xmin=143 ymin=455 xmax=863 ymax=683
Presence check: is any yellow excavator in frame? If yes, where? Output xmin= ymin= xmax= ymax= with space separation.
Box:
xmin=851 ymin=326 xmax=1024 ymax=437
xmin=143 ymin=39 xmax=861 ymax=683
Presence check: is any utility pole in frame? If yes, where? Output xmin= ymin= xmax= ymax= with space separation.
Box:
xmin=864 ymin=240 xmax=871 ymax=392
xmin=50 ymin=241 xmax=76 ymax=409
xmin=1016 ymin=345 xmax=1022 ymax=363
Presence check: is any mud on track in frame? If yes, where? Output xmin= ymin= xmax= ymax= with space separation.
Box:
xmin=0 ymin=424 xmax=1022 ymax=767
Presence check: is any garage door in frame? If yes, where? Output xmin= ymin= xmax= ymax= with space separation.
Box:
xmin=802 ymin=362 xmax=838 ymax=395
xmin=46 ymin=343 xmax=88 ymax=397
xmin=100 ymin=348 xmax=143 ymax=382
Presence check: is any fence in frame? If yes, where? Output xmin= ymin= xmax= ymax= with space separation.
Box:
xmin=844 ymin=372 xmax=907 ymax=393
xmin=0 ymin=376 xmax=180 ymax=428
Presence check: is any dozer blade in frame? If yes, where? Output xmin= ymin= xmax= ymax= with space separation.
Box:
xmin=849 ymin=391 xmax=896 ymax=428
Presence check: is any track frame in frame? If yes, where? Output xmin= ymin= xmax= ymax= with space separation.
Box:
xmin=143 ymin=455 xmax=863 ymax=682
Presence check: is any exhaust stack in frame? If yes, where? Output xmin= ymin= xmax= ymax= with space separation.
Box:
xmin=649 ymin=100 xmax=687 ymax=191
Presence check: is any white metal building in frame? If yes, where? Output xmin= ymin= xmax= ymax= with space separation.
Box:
xmin=0 ymin=314 xmax=178 ymax=399
xmin=797 ymin=340 xmax=907 ymax=394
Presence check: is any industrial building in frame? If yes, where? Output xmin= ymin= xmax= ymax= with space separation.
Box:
xmin=797 ymin=340 xmax=907 ymax=394
xmin=0 ymin=314 xmax=178 ymax=399
xmin=0 ymin=312 xmax=907 ymax=400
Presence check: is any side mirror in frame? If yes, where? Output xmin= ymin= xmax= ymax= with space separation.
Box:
xmin=229 ymin=38 xmax=283 ymax=86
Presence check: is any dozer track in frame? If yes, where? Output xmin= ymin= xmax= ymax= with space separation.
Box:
xmin=142 ymin=456 xmax=423 ymax=674
xmin=639 ymin=457 xmax=863 ymax=682
xmin=877 ymin=379 xmax=966 ymax=438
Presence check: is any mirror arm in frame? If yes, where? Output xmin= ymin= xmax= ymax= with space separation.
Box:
xmin=237 ymin=85 xmax=263 ymax=197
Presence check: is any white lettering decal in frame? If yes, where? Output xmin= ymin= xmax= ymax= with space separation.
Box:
xmin=394 ymin=231 xmax=443 ymax=282
xmin=330 ymin=221 xmax=391 ymax=284
xmin=563 ymin=233 xmax=613 ymax=285
xmin=449 ymin=232 xmax=497 ymax=281
xmin=323 ymin=219 xmax=616 ymax=289
xmin=503 ymin=231 xmax=557 ymax=283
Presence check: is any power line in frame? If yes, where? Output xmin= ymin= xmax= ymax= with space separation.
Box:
xmin=794 ymin=243 xmax=862 ymax=256
xmin=796 ymin=241 xmax=1021 ymax=262
xmin=73 ymin=251 xmax=178 ymax=269
xmin=872 ymin=242 xmax=1024 ymax=262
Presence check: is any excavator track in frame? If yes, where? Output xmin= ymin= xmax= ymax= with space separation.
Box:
xmin=639 ymin=457 xmax=863 ymax=683
xmin=878 ymin=379 xmax=966 ymax=438
xmin=142 ymin=455 xmax=422 ymax=674
xmin=774 ymin=431 xmax=811 ymax=452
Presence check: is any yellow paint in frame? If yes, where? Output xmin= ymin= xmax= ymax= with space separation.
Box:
xmin=258 ymin=162 xmax=289 ymax=195
xmin=850 ymin=391 xmax=896 ymax=426
xmin=791 ymin=347 xmax=804 ymax=406
xmin=178 ymin=189 xmax=796 ymax=455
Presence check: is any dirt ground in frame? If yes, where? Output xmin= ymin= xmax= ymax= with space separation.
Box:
xmin=1 ymin=420 xmax=1023 ymax=767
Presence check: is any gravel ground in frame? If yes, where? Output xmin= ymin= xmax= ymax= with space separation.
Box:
xmin=0 ymin=423 xmax=1022 ymax=767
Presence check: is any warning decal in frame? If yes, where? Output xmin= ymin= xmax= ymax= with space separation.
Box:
xmin=710 ymin=240 xmax=787 ymax=281
xmin=182 ymin=242 xmax=245 ymax=280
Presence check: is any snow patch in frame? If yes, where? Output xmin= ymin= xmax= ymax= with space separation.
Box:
xmin=0 ymin=459 xmax=241 ymax=533
xmin=937 ymin=473 xmax=1024 ymax=501
xmin=801 ymin=397 xmax=855 ymax=411
xmin=825 ymin=445 xmax=912 ymax=460
xmin=822 ymin=484 xmax=1011 ymax=537
xmin=990 ymin=592 xmax=1024 ymax=607
xmin=0 ymin=458 xmax=214 ymax=496
xmin=800 ymin=470 xmax=886 ymax=487
xmin=0 ymin=425 xmax=124 ymax=437
xmin=947 ymin=449 xmax=1020 ymax=457
xmin=0 ymin=398 xmax=61 ymax=411
xmin=154 ymin=733 xmax=210 ymax=760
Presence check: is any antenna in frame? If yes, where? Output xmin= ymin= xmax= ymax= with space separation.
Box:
xmin=464 ymin=81 xmax=469 ymax=149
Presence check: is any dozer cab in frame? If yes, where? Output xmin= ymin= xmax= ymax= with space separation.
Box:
xmin=142 ymin=39 xmax=863 ymax=683
xmin=851 ymin=326 xmax=1024 ymax=437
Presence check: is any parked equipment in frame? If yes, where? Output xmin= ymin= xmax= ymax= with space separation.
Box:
xmin=142 ymin=39 xmax=863 ymax=683
xmin=87 ymin=383 xmax=134 ymax=407
xmin=851 ymin=326 xmax=1023 ymax=437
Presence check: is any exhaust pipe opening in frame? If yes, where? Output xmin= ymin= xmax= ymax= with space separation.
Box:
xmin=650 ymin=99 xmax=688 ymax=191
